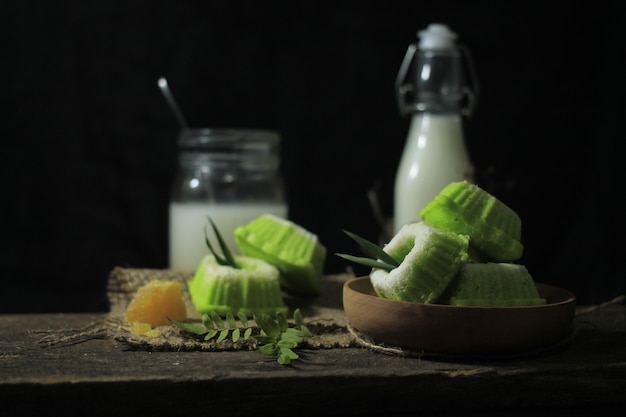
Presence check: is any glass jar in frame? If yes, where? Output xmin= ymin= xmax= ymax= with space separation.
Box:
xmin=169 ymin=128 xmax=288 ymax=271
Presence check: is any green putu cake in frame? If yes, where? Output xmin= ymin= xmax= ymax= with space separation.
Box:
xmin=188 ymin=255 xmax=288 ymax=317
xmin=235 ymin=214 xmax=327 ymax=296
xmin=370 ymin=221 xmax=469 ymax=304
xmin=419 ymin=181 xmax=523 ymax=262
xmin=444 ymin=262 xmax=546 ymax=306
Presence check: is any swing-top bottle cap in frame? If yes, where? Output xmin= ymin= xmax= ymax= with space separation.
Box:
xmin=418 ymin=23 xmax=457 ymax=50
xmin=396 ymin=22 xmax=479 ymax=116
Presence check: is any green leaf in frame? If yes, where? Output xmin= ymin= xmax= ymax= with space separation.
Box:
xmin=204 ymin=329 xmax=218 ymax=340
xmin=204 ymin=225 xmax=229 ymax=267
xmin=237 ymin=312 xmax=249 ymax=327
xmin=244 ymin=327 xmax=253 ymax=340
xmin=254 ymin=313 xmax=281 ymax=338
xmin=293 ymin=308 xmax=304 ymax=326
xmin=209 ymin=311 xmax=225 ymax=330
xmin=281 ymin=327 xmax=305 ymax=342
xmin=207 ymin=216 xmax=238 ymax=268
xmin=167 ymin=317 xmax=208 ymax=335
xmin=335 ymin=253 xmax=397 ymax=272
xmin=299 ymin=325 xmax=313 ymax=338
xmin=201 ymin=313 xmax=214 ymax=330
xmin=232 ymin=328 xmax=241 ymax=342
xmin=258 ymin=343 xmax=279 ymax=356
xmin=276 ymin=310 xmax=288 ymax=332
xmin=254 ymin=335 xmax=274 ymax=345
xmin=216 ymin=328 xmax=229 ymax=343
xmin=278 ymin=347 xmax=299 ymax=365
xmin=226 ymin=312 xmax=237 ymax=329
xmin=342 ymin=229 xmax=400 ymax=267
xmin=279 ymin=336 xmax=303 ymax=347
xmin=277 ymin=339 xmax=298 ymax=349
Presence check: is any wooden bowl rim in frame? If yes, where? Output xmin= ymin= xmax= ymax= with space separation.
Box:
xmin=344 ymin=276 xmax=576 ymax=310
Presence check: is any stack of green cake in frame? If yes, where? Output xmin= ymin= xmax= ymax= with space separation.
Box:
xmin=187 ymin=214 xmax=327 ymax=318
xmin=368 ymin=181 xmax=545 ymax=307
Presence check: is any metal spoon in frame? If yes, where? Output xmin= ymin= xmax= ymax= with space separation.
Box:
xmin=157 ymin=77 xmax=189 ymax=129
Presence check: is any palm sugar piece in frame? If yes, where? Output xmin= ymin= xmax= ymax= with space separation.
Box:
xmin=125 ymin=280 xmax=187 ymax=327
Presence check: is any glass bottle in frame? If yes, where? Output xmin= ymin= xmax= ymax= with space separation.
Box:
xmin=394 ymin=23 xmax=479 ymax=232
xmin=169 ymin=128 xmax=288 ymax=271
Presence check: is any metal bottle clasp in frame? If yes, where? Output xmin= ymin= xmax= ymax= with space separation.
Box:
xmin=395 ymin=43 xmax=480 ymax=118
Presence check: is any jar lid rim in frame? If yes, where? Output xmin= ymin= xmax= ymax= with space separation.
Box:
xmin=179 ymin=128 xmax=280 ymax=139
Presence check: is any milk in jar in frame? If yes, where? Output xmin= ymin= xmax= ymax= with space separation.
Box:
xmin=169 ymin=128 xmax=288 ymax=271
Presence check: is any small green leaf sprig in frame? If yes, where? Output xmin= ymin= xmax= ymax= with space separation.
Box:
xmin=168 ymin=308 xmax=312 ymax=365
xmin=254 ymin=308 xmax=312 ymax=365
xmin=335 ymin=230 xmax=400 ymax=272
xmin=168 ymin=311 xmax=253 ymax=343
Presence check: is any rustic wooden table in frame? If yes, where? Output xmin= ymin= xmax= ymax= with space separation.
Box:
xmin=2 ymin=299 xmax=626 ymax=416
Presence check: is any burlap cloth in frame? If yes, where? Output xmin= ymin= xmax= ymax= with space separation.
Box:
xmin=106 ymin=267 xmax=360 ymax=351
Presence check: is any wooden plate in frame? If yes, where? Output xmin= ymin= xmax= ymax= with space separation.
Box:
xmin=343 ymin=276 xmax=576 ymax=357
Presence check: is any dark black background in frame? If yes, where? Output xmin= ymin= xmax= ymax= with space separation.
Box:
xmin=1 ymin=0 xmax=624 ymax=313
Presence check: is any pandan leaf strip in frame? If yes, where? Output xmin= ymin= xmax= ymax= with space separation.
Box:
xmin=342 ymin=229 xmax=400 ymax=267
xmin=337 ymin=230 xmax=400 ymax=271
xmin=335 ymin=253 xmax=397 ymax=272
xmin=204 ymin=216 xmax=239 ymax=268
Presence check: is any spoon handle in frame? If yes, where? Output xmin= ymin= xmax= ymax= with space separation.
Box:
xmin=158 ymin=77 xmax=189 ymax=129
